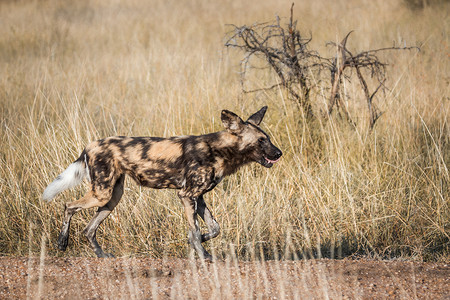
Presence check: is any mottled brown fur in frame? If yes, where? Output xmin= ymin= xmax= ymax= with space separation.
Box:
xmin=50 ymin=107 xmax=282 ymax=260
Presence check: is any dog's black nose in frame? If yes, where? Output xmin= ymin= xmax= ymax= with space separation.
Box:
xmin=274 ymin=149 xmax=282 ymax=159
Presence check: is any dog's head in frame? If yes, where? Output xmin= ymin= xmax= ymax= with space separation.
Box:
xmin=221 ymin=106 xmax=282 ymax=168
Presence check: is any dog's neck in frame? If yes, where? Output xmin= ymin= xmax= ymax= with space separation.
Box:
xmin=206 ymin=131 xmax=253 ymax=177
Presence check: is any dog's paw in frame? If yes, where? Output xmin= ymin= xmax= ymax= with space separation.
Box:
xmin=56 ymin=234 xmax=68 ymax=251
xmin=203 ymin=254 xmax=214 ymax=262
xmin=95 ymin=249 xmax=115 ymax=258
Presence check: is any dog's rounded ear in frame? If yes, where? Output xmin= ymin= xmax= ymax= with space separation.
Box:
xmin=221 ymin=110 xmax=244 ymax=133
xmin=247 ymin=106 xmax=267 ymax=126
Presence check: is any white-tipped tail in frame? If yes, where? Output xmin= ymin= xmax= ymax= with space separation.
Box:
xmin=42 ymin=161 xmax=88 ymax=201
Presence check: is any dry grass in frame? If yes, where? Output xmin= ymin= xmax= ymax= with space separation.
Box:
xmin=0 ymin=0 xmax=448 ymax=262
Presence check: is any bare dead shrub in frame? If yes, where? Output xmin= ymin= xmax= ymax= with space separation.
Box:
xmin=225 ymin=4 xmax=320 ymax=119
xmin=325 ymin=31 xmax=419 ymax=128
xmin=226 ymin=3 xmax=419 ymax=129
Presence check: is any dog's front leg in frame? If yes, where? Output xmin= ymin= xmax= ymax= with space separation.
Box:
xmin=178 ymin=193 xmax=212 ymax=261
xmin=197 ymin=195 xmax=220 ymax=242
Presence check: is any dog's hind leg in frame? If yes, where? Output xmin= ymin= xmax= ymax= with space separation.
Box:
xmin=179 ymin=193 xmax=213 ymax=261
xmin=197 ymin=196 xmax=220 ymax=242
xmin=83 ymin=175 xmax=125 ymax=258
xmin=57 ymin=191 xmax=99 ymax=251
xmin=57 ymin=185 xmax=115 ymax=252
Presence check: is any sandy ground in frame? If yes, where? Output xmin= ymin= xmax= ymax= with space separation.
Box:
xmin=0 ymin=256 xmax=448 ymax=299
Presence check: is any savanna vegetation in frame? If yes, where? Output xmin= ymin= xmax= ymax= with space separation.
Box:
xmin=0 ymin=0 xmax=448 ymax=262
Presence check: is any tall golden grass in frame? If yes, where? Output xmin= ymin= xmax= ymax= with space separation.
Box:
xmin=0 ymin=0 xmax=448 ymax=261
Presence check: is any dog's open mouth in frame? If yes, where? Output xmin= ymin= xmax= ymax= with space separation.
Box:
xmin=265 ymin=157 xmax=280 ymax=164
xmin=261 ymin=156 xmax=281 ymax=168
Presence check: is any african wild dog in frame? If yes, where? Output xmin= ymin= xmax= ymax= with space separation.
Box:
xmin=42 ymin=106 xmax=282 ymax=260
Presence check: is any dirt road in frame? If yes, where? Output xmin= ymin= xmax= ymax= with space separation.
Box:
xmin=0 ymin=256 xmax=448 ymax=299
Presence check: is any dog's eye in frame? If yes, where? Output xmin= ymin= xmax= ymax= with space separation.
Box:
xmin=258 ymin=137 xmax=266 ymax=143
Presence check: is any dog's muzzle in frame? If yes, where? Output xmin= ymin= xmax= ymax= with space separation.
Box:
xmin=260 ymin=149 xmax=282 ymax=168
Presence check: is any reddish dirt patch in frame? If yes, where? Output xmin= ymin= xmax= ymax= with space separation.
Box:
xmin=0 ymin=256 xmax=448 ymax=299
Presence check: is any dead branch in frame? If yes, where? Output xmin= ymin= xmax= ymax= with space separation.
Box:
xmin=326 ymin=31 xmax=419 ymax=128
xmin=226 ymin=3 xmax=419 ymax=129
xmin=225 ymin=3 xmax=320 ymax=119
